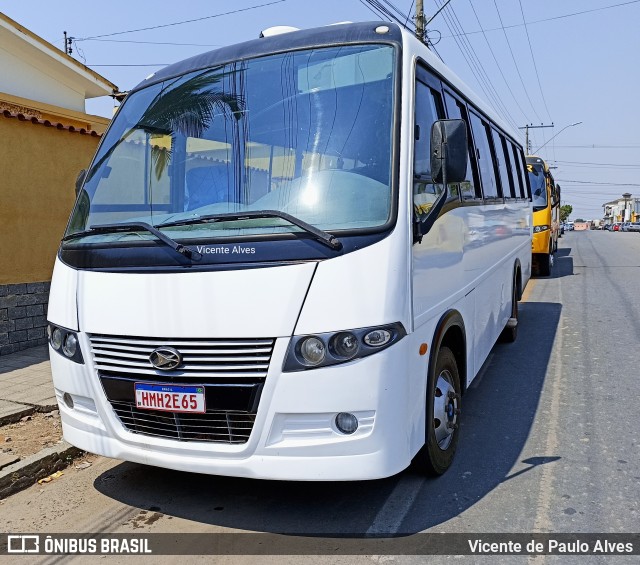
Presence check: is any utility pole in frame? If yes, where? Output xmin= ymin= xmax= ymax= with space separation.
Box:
xmin=519 ymin=123 xmax=554 ymax=154
xmin=416 ymin=0 xmax=453 ymax=42
xmin=415 ymin=0 xmax=425 ymax=41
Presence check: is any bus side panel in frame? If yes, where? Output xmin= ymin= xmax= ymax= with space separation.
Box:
xmin=47 ymin=259 xmax=79 ymax=331
xmin=412 ymin=202 xmax=530 ymax=387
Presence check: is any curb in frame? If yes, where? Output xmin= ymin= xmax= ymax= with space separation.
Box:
xmin=0 ymin=402 xmax=58 ymax=426
xmin=0 ymin=405 xmax=36 ymax=426
xmin=0 ymin=441 xmax=83 ymax=499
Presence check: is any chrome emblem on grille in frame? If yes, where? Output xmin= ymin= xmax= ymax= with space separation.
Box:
xmin=149 ymin=347 xmax=182 ymax=370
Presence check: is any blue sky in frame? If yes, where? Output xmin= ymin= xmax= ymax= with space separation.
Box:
xmin=3 ymin=0 xmax=640 ymax=220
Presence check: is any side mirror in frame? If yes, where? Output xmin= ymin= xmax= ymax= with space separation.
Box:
xmin=430 ymin=119 xmax=468 ymax=185
xmin=414 ymin=119 xmax=468 ymax=243
xmin=75 ymin=169 xmax=87 ymax=196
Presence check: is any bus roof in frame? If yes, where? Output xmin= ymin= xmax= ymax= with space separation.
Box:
xmin=526 ymin=155 xmax=551 ymax=172
xmin=130 ymin=21 xmax=402 ymax=94
xmin=129 ymin=21 xmax=521 ymax=146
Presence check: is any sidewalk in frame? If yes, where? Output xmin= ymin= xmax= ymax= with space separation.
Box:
xmin=0 ymin=345 xmax=81 ymax=498
xmin=0 ymin=345 xmax=56 ymax=424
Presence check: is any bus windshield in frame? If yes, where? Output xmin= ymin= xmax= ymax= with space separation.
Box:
xmin=65 ymin=44 xmax=396 ymax=245
xmin=526 ymin=163 xmax=548 ymax=210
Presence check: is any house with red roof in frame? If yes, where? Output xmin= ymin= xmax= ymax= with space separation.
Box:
xmin=0 ymin=12 xmax=118 ymax=354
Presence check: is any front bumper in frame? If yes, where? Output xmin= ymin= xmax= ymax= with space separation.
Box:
xmin=50 ymin=335 xmax=414 ymax=481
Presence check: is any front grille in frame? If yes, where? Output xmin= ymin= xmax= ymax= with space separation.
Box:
xmin=89 ymin=334 xmax=275 ymax=444
xmin=89 ymin=334 xmax=275 ymax=378
xmin=110 ymin=401 xmax=255 ymax=443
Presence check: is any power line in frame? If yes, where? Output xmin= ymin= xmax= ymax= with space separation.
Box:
xmin=378 ymin=0 xmax=410 ymax=22
xmin=553 ymin=145 xmax=640 ymax=149
xmin=435 ymin=0 xmax=521 ymax=132
xmin=405 ymin=1 xmax=416 ymax=27
xmin=441 ymin=0 xmax=640 ymax=38
xmin=550 ymin=159 xmax=640 ymax=168
xmin=467 ymin=0 xmax=531 ymax=124
xmin=557 ymin=179 xmax=640 ymax=187
xmin=359 ymin=0 xmax=389 ymax=20
xmin=359 ymin=0 xmax=401 ymax=27
xmin=78 ymin=38 xmax=223 ymax=47
xmin=77 ymin=1 xmax=287 ymax=40
xmin=492 ymin=0 xmax=543 ymax=123
xmin=518 ymin=0 xmax=553 ymax=122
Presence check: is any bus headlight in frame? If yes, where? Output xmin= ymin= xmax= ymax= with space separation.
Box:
xmin=62 ymin=333 xmax=78 ymax=358
xmin=51 ymin=327 xmax=63 ymax=350
xmin=284 ymin=322 xmax=406 ymax=372
xmin=299 ymin=337 xmax=326 ymax=365
xmin=47 ymin=323 xmax=84 ymax=364
xmin=330 ymin=332 xmax=359 ymax=359
xmin=533 ymin=225 xmax=550 ymax=233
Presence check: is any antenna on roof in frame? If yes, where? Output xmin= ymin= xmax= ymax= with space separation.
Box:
xmin=63 ymin=31 xmax=74 ymax=55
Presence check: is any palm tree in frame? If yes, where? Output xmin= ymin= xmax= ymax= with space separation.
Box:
xmin=86 ymin=68 xmax=244 ymax=183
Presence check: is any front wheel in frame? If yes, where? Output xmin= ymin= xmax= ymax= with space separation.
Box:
xmin=413 ymin=346 xmax=461 ymax=476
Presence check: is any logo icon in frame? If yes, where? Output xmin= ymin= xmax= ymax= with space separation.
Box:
xmin=149 ymin=347 xmax=182 ymax=371
xmin=8 ymin=535 xmax=39 ymax=553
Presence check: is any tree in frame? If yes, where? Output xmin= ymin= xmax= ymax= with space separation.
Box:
xmin=560 ymin=204 xmax=573 ymax=222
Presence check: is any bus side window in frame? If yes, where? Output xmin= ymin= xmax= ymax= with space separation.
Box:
xmin=469 ymin=111 xmax=499 ymax=199
xmin=492 ymin=129 xmax=515 ymax=198
xmin=413 ymin=80 xmax=445 ymax=218
xmin=518 ymin=150 xmax=532 ymax=199
xmin=444 ymin=91 xmax=477 ymax=200
xmin=506 ymin=141 xmax=525 ymax=198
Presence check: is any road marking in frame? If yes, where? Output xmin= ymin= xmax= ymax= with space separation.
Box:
xmin=527 ymin=274 xmax=563 ymax=564
xmin=365 ymin=275 xmax=540 ymax=537
xmin=365 ymin=475 xmax=425 ymax=536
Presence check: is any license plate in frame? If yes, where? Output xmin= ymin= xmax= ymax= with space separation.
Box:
xmin=134 ymin=383 xmax=206 ymax=413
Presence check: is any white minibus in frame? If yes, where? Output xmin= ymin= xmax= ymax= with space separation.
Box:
xmin=47 ymin=21 xmax=531 ymax=480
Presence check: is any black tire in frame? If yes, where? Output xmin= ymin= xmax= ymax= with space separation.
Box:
xmin=413 ymin=346 xmax=461 ymax=476
xmin=538 ymin=252 xmax=552 ymax=276
xmin=499 ymin=274 xmax=518 ymax=343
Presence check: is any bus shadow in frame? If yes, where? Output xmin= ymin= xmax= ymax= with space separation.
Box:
xmin=553 ymin=247 xmax=573 ymax=277
xmin=532 ymin=247 xmax=573 ymax=279
xmin=93 ymin=302 xmax=561 ymax=538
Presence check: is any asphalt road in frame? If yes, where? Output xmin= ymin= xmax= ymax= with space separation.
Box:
xmin=1 ymin=230 xmax=639 ymax=564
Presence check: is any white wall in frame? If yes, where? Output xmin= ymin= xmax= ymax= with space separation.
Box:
xmin=0 ymin=44 xmax=85 ymax=111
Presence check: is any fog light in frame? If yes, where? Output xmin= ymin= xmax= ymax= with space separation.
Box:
xmin=335 ymin=412 xmax=358 ymax=434
xmin=51 ymin=328 xmax=63 ymax=350
xmin=63 ymin=392 xmax=74 ymax=409
xmin=62 ymin=333 xmax=78 ymax=357
xmin=299 ymin=337 xmax=326 ymax=365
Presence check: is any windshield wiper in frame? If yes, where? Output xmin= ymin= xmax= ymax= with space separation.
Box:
xmin=157 ymin=210 xmax=343 ymax=250
xmin=63 ymin=222 xmax=200 ymax=260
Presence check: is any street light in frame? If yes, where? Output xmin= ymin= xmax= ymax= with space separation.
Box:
xmin=532 ymin=121 xmax=583 ymax=153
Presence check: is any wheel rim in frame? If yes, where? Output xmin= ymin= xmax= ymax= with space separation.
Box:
xmin=433 ymin=369 xmax=459 ymax=450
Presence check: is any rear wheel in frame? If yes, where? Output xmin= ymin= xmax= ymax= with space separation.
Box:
xmin=413 ymin=346 xmax=461 ymax=476
xmin=499 ymin=274 xmax=519 ymax=343
xmin=538 ymin=251 xmax=552 ymax=276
